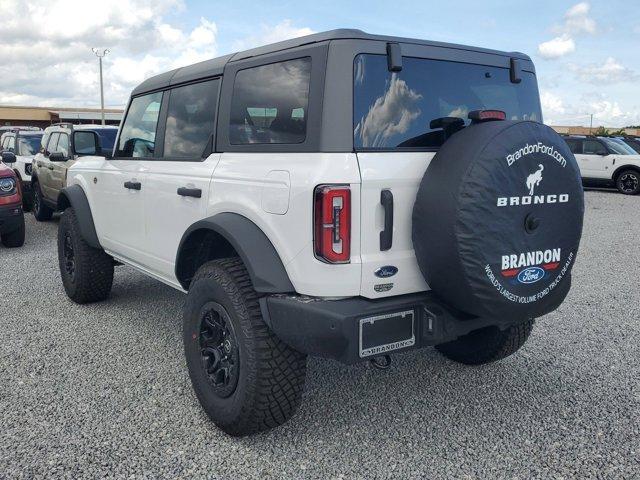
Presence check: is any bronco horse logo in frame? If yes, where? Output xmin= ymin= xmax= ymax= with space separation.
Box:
xmin=526 ymin=164 xmax=544 ymax=195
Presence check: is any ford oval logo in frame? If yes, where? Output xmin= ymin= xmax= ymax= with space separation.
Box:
xmin=375 ymin=266 xmax=398 ymax=278
xmin=517 ymin=267 xmax=545 ymax=284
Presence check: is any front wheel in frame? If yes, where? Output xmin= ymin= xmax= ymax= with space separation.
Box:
xmin=436 ymin=319 xmax=535 ymax=365
xmin=58 ymin=207 xmax=114 ymax=303
xmin=183 ymin=258 xmax=307 ymax=436
xmin=32 ymin=182 xmax=53 ymax=221
xmin=1 ymin=214 xmax=25 ymax=248
xmin=615 ymin=170 xmax=640 ymax=195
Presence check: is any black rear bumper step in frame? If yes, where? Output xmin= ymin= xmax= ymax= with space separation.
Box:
xmin=262 ymin=291 xmax=539 ymax=365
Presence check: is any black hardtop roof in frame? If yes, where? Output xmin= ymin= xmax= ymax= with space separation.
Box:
xmin=131 ymin=29 xmax=532 ymax=96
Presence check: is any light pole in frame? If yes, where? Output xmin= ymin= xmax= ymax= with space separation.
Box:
xmin=92 ymin=48 xmax=109 ymax=126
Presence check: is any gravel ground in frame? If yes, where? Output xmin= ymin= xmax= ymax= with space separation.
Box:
xmin=1 ymin=190 xmax=639 ymax=479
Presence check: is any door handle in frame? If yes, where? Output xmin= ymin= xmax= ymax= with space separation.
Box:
xmin=380 ymin=189 xmax=394 ymax=251
xmin=177 ymin=187 xmax=202 ymax=198
xmin=124 ymin=181 xmax=141 ymax=190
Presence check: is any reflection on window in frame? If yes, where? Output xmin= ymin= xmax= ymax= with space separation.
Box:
xmin=116 ymin=92 xmax=163 ymax=158
xmin=353 ymin=55 xmax=542 ymax=149
xmin=164 ymin=79 xmax=219 ymax=158
xmin=18 ymin=136 xmax=43 ymax=156
xmin=230 ymin=58 xmax=311 ymax=145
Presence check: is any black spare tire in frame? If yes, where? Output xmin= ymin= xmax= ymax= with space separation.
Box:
xmin=412 ymin=121 xmax=584 ymax=319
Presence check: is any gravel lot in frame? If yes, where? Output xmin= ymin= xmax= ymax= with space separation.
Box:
xmin=1 ymin=190 xmax=638 ymax=479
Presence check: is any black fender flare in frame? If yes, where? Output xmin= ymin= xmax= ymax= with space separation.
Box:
xmin=176 ymin=213 xmax=295 ymax=293
xmin=57 ymin=185 xmax=101 ymax=249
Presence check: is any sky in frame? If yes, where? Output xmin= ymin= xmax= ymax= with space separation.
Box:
xmin=0 ymin=0 xmax=638 ymax=127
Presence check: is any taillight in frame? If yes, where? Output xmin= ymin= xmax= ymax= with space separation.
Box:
xmin=314 ymin=185 xmax=351 ymax=263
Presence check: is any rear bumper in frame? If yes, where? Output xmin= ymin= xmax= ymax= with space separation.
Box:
xmin=262 ymin=291 xmax=533 ymax=364
xmin=0 ymin=204 xmax=23 ymax=234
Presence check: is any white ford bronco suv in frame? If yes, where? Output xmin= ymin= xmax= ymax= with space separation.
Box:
xmin=55 ymin=30 xmax=585 ymax=436
xmin=563 ymin=135 xmax=640 ymax=195
xmin=0 ymin=128 xmax=44 ymax=210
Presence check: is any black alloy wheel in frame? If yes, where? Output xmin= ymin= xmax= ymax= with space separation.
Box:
xmin=62 ymin=231 xmax=76 ymax=282
xmin=198 ymin=301 xmax=240 ymax=398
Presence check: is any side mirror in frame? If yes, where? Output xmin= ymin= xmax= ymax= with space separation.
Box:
xmin=49 ymin=152 xmax=66 ymax=162
xmin=73 ymin=130 xmax=101 ymax=156
xmin=1 ymin=151 xmax=16 ymax=163
xmin=599 ymin=151 xmax=609 ymax=156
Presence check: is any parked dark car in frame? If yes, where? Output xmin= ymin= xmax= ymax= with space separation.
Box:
xmin=0 ymin=162 xmax=25 ymax=248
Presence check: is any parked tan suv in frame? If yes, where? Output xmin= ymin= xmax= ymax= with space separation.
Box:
xmin=31 ymin=123 xmax=118 ymax=220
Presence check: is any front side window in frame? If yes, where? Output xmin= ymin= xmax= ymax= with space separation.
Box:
xmin=600 ymin=137 xmax=637 ymax=155
xmin=354 ymin=54 xmax=542 ymax=149
xmin=18 ymin=135 xmax=43 ymax=156
xmin=116 ymin=92 xmax=163 ymax=158
xmin=164 ymin=79 xmax=219 ymax=158
xmin=229 ymin=58 xmax=311 ymax=145
xmin=46 ymin=133 xmax=60 ymax=155
xmin=6 ymin=136 xmax=15 ymax=151
xmin=57 ymin=133 xmax=70 ymax=157
xmin=96 ymin=129 xmax=118 ymax=153
xmin=583 ymin=139 xmax=607 ymax=155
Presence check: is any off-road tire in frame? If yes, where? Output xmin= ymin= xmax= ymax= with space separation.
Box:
xmin=615 ymin=169 xmax=640 ymax=195
xmin=184 ymin=258 xmax=307 ymax=436
xmin=1 ymin=215 xmax=25 ymax=248
xmin=32 ymin=181 xmax=53 ymax=221
xmin=58 ymin=207 xmax=113 ymax=303
xmin=435 ymin=319 xmax=535 ymax=365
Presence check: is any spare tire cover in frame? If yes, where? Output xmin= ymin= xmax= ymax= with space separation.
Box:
xmin=412 ymin=121 xmax=584 ymax=319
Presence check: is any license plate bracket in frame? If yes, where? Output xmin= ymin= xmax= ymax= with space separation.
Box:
xmin=359 ymin=310 xmax=415 ymax=358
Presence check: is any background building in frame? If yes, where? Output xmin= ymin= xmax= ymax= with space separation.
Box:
xmin=0 ymin=105 xmax=122 ymax=128
xmin=551 ymin=125 xmax=640 ymax=136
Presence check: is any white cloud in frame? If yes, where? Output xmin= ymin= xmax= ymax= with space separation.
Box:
xmin=0 ymin=0 xmax=216 ymax=108
xmin=540 ymin=91 xmax=566 ymax=117
xmin=562 ymin=2 xmax=596 ymax=35
xmin=356 ymin=74 xmax=422 ymax=148
xmin=538 ymin=34 xmax=576 ymax=59
xmin=232 ymin=20 xmax=315 ymax=51
xmin=538 ymin=2 xmax=596 ymax=60
xmin=569 ymin=57 xmax=638 ymax=84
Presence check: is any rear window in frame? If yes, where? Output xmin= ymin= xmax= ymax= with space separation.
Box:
xmin=353 ymin=54 xmax=542 ymax=150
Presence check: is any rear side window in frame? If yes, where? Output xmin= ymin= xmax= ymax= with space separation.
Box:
xmin=353 ymin=55 xmax=542 ymax=150
xmin=116 ymin=91 xmax=163 ymax=158
xmin=564 ymin=138 xmax=582 ymax=154
xmin=583 ymin=139 xmax=606 ymax=155
xmin=229 ymin=58 xmax=311 ymax=145
xmin=164 ymin=79 xmax=219 ymax=158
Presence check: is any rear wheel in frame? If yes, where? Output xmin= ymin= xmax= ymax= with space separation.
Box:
xmin=615 ymin=170 xmax=640 ymax=195
xmin=32 ymin=181 xmax=53 ymax=221
xmin=435 ymin=319 xmax=535 ymax=365
xmin=58 ymin=207 xmax=114 ymax=303
xmin=183 ymin=258 xmax=307 ymax=436
xmin=1 ymin=215 xmax=25 ymax=248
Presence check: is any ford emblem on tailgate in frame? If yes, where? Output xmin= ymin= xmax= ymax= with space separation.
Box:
xmin=375 ymin=266 xmax=398 ymax=278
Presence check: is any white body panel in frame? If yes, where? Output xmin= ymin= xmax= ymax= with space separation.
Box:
xmin=12 ymin=155 xmax=33 ymax=183
xmin=356 ymin=152 xmax=431 ymax=298
xmin=574 ymin=152 xmax=615 ymax=180
xmin=211 ymin=153 xmax=362 ymax=297
xmin=575 ymin=152 xmax=640 ymax=181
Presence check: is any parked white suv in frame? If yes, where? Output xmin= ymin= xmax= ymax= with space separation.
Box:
xmin=55 ymin=30 xmax=585 ymax=436
xmin=563 ymin=135 xmax=640 ymax=195
xmin=0 ymin=128 xmax=44 ymax=210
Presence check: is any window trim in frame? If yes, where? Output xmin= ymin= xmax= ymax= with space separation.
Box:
xmin=112 ymin=76 xmax=222 ymax=162
xmin=216 ymin=43 xmax=328 ymax=153
xmin=112 ymin=90 xmax=165 ymax=161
